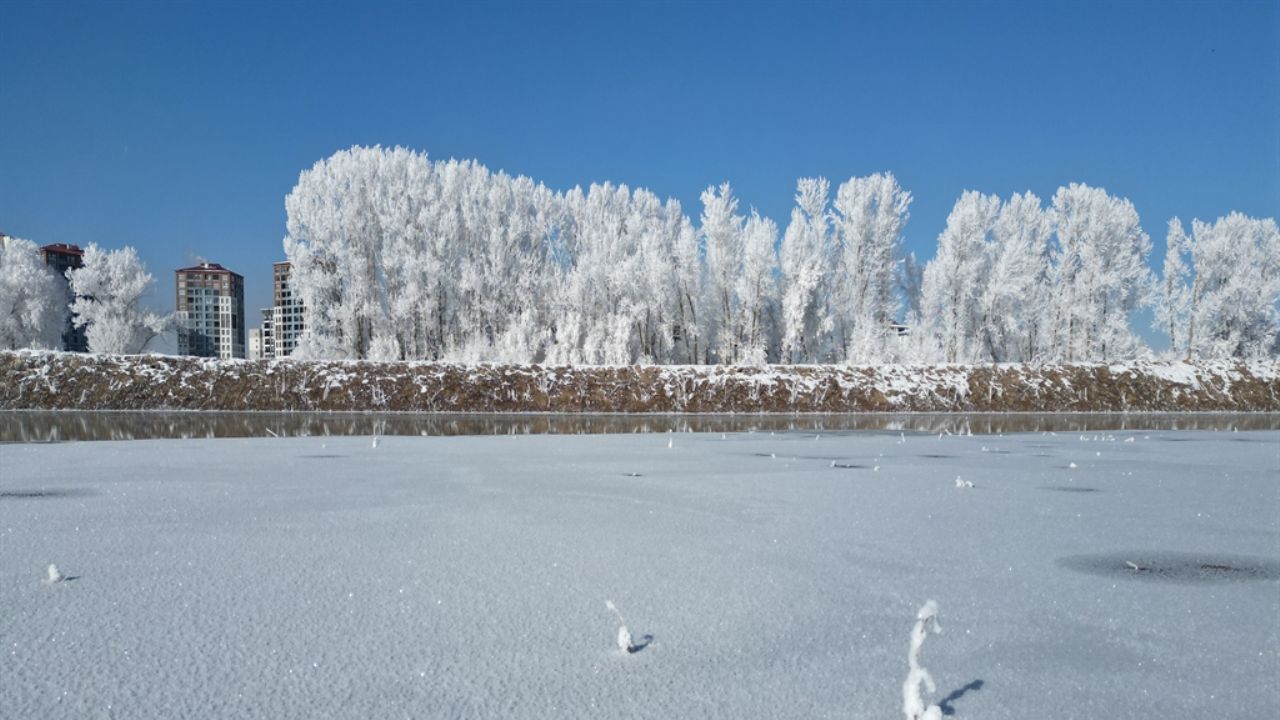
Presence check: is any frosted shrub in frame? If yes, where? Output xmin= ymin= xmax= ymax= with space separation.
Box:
xmin=605 ymin=600 xmax=633 ymax=653
xmin=902 ymin=600 xmax=943 ymax=720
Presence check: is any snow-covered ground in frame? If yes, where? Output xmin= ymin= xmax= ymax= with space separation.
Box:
xmin=2 ymin=429 xmax=1277 ymax=719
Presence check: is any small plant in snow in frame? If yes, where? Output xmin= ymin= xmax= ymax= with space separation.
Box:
xmin=902 ymin=600 xmax=943 ymax=720
xmin=44 ymin=564 xmax=64 ymax=584
xmin=954 ymin=476 xmax=973 ymax=488
xmin=605 ymin=600 xmax=634 ymax=653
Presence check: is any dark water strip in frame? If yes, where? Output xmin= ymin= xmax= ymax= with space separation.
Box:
xmin=1 ymin=410 xmax=1276 ymax=443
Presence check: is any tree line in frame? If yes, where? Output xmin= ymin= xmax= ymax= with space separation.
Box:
xmin=2 ymin=144 xmax=1276 ymax=363
xmin=280 ymin=146 xmax=1279 ymax=364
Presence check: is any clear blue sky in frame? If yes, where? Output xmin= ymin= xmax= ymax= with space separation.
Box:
xmin=2 ymin=0 xmax=1276 ymax=340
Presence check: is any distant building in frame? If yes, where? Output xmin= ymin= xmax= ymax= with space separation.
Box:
xmin=175 ymin=262 xmax=245 ymax=359
xmin=270 ymin=261 xmax=304 ymax=357
xmin=247 ymin=327 xmax=263 ymax=360
xmin=259 ymin=307 xmax=276 ymax=359
xmin=39 ymin=243 xmax=88 ymax=352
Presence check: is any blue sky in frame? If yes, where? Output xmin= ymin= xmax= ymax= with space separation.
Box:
xmin=2 ymin=0 xmax=1276 ymax=340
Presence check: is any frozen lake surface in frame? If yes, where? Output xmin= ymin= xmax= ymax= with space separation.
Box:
xmin=2 ymin=429 xmax=1277 ymax=719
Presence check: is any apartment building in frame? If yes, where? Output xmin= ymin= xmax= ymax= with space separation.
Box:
xmin=270 ymin=261 xmax=303 ymax=357
xmin=175 ymin=262 xmax=245 ymax=359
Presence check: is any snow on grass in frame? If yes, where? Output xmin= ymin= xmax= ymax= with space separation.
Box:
xmin=0 ymin=429 xmax=1277 ymax=719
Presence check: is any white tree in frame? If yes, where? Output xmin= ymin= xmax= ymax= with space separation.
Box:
xmin=829 ymin=173 xmax=912 ymax=363
xmin=1178 ymin=213 xmax=1280 ymax=359
xmin=1047 ymin=183 xmax=1152 ymax=362
xmin=1153 ymin=218 xmax=1192 ymax=357
xmin=779 ymin=178 xmax=832 ymax=363
xmin=700 ymin=183 xmax=746 ymax=364
xmin=0 ymin=235 xmax=66 ymax=350
xmin=980 ymin=191 xmax=1053 ymax=362
xmin=669 ymin=209 xmax=703 ymax=364
xmin=734 ymin=211 xmax=778 ymax=364
xmin=920 ymin=191 xmax=1000 ymax=363
xmin=68 ymin=244 xmax=168 ymax=354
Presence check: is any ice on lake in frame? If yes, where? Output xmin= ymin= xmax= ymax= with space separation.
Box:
xmin=2 ymin=429 xmax=1277 ymax=719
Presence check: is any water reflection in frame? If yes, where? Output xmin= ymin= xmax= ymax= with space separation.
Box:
xmin=1 ymin=410 xmax=1275 ymax=443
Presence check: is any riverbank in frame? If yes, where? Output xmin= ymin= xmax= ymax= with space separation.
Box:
xmin=2 ymin=351 xmax=1277 ymax=413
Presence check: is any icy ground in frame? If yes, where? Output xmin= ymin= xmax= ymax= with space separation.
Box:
xmin=2 ymin=429 xmax=1277 ymax=719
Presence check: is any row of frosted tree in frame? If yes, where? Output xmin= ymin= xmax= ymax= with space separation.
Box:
xmin=280 ymin=146 xmax=1279 ymax=364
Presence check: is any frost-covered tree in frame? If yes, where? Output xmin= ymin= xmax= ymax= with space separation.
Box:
xmin=734 ymin=212 xmax=778 ymax=365
xmin=779 ymin=178 xmax=833 ymax=363
xmin=700 ymin=183 xmax=746 ymax=363
xmin=829 ymin=173 xmax=912 ymax=363
xmin=669 ymin=209 xmax=703 ymax=364
xmin=1153 ymin=218 xmax=1192 ymax=357
xmin=285 ymin=146 xmax=436 ymax=360
xmin=0 ymin=235 xmax=66 ymax=350
xmin=1047 ymin=183 xmax=1152 ymax=362
xmin=68 ymin=244 xmax=169 ymax=354
xmin=1173 ymin=213 xmax=1280 ymax=359
xmin=920 ymin=191 xmax=1001 ymax=363
xmin=980 ymin=191 xmax=1053 ymax=362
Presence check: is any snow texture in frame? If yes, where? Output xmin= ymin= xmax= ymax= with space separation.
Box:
xmin=1 ymin=428 xmax=1277 ymax=719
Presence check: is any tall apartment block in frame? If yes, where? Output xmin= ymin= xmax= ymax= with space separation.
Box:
xmin=39 ymin=243 xmax=89 ymax=352
xmin=254 ymin=261 xmax=303 ymax=359
xmin=176 ymin=262 xmax=245 ymax=359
